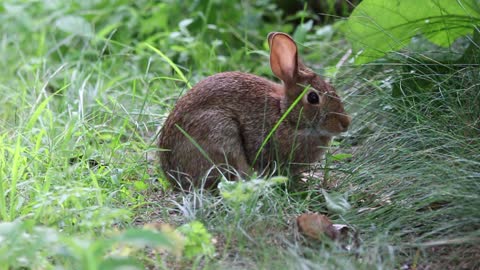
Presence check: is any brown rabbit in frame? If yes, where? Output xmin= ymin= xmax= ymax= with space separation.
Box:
xmin=158 ymin=32 xmax=350 ymax=189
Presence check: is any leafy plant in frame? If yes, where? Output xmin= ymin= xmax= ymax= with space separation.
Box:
xmin=219 ymin=176 xmax=288 ymax=207
xmin=0 ymin=221 xmax=177 ymax=269
xmin=343 ymin=0 xmax=480 ymax=64
xmin=176 ymin=220 xmax=215 ymax=259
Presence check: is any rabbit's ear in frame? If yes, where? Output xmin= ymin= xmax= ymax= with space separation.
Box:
xmin=268 ymin=32 xmax=298 ymax=86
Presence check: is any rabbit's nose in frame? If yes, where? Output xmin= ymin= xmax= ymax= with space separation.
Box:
xmin=338 ymin=114 xmax=351 ymax=132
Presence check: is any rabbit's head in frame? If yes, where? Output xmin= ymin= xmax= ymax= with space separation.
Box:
xmin=268 ymin=32 xmax=351 ymax=137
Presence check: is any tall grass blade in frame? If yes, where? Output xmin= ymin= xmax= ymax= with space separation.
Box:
xmin=143 ymin=43 xmax=192 ymax=89
xmin=253 ymin=85 xmax=310 ymax=164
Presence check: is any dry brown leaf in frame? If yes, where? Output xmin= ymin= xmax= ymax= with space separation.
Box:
xmin=296 ymin=213 xmax=356 ymax=246
xmin=297 ymin=213 xmax=337 ymax=240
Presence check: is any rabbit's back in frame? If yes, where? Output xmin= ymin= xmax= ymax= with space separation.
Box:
xmin=175 ymin=72 xmax=281 ymax=110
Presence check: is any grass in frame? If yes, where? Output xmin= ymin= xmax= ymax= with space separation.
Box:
xmin=0 ymin=0 xmax=479 ymax=269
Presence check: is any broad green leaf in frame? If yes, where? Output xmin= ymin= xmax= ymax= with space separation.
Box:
xmin=293 ymin=19 xmax=314 ymax=44
xmin=344 ymin=0 xmax=480 ymax=64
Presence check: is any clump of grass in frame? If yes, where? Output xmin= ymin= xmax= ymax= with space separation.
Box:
xmin=334 ymin=47 xmax=480 ymax=267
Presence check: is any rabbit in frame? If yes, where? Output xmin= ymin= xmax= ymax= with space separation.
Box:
xmin=158 ymin=32 xmax=351 ymax=190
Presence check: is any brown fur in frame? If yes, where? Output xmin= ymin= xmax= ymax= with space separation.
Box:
xmin=158 ymin=32 xmax=351 ymax=189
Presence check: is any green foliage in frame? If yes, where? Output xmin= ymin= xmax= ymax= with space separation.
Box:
xmin=219 ymin=176 xmax=288 ymax=207
xmin=0 ymin=221 xmax=177 ymax=269
xmin=177 ymin=221 xmax=215 ymax=259
xmin=344 ymin=0 xmax=480 ymax=64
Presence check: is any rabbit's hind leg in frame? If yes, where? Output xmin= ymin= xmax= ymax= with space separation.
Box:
xmin=191 ymin=111 xmax=252 ymax=181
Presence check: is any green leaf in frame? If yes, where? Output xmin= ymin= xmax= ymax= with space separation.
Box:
xmin=95 ymin=22 xmax=122 ymax=41
xmin=343 ymin=0 xmax=480 ymax=64
xmin=133 ymin=181 xmax=148 ymax=191
xmin=322 ymin=189 xmax=351 ymax=214
xmin=269 ymin=176 xmax=289 ymax=185
xmin=177 ymin=221 xmax=215 ymax=259
xmin=140 ymin=3 xmax=169 ymax=34
xmin=293 ymin=19 xmax=314 ymax=44
xmin=330 ymin=153 xmax=353 ymax=161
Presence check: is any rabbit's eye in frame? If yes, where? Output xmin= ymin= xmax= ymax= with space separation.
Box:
xmin=307 ymin=92 xmax=319 ymax=104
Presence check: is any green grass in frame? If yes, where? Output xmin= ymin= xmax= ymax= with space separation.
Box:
xmin=0 ymin=0 xmax=479 ymax=269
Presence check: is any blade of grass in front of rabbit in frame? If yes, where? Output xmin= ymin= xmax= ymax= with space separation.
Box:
xmin=274 ymin=106 xmax=304 ymax=176
xmin=174 ymin=124 xmax=226 ymax=180
xmin=287 ymin=106 xmax=304 ymax=173
xmin=253 ymin=85 xmax=311 ymax=165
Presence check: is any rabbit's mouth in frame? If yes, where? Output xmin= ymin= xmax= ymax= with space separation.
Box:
xmin=295 ymin=114 xmax=342 ymax=137
xmin=298 ymin=116 xmax=347 ymax=137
